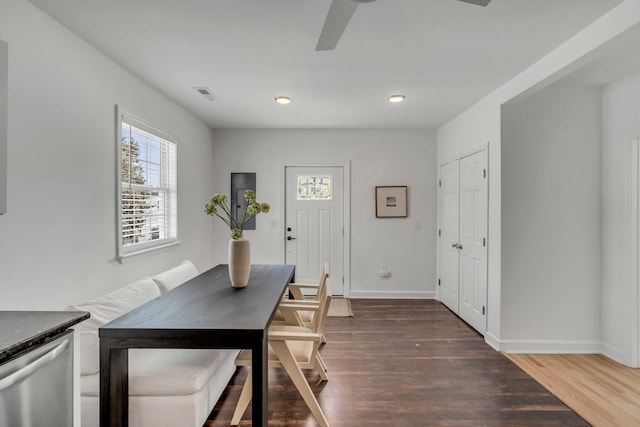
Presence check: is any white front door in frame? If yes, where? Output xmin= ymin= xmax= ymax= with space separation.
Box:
xmin=285 ymin=166 xmax=345 ymax=296
xmin=458 ymin=150 xmax=488 ymax=334
xmin=439 ymin=160 xmax=460 ymax=312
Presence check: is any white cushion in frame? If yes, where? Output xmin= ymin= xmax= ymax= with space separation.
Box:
xmin=80 ymin=351 xmax=239 ymax=427
xmin=152 ymin=260 xmax=199 ymax=293
xmin=67 ymin=277 xmax=161 ymax=375
xmin=80 ymin=349 xmax=239 ymax=396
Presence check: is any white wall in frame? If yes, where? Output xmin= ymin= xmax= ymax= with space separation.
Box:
xmin=601 ymin=69 xmax=640 ymax=365
xmin=501 ymin=86 xmax=602 ymax=352
xmin=438 ymin=0 xmax=640 ymax=350
xmin=0 ymin=39 xmax=6 ymax=214
xmin=209 ymin=129 xmax=438 ymax=298
xmin=0 ymin=0 xmax=219 ymax=310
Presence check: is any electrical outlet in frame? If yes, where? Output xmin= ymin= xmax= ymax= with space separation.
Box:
xmin=379 ymin=266 xmax=390 ymax=278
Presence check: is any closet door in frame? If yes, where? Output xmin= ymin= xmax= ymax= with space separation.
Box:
xmin=438 ymin=149 xmax=488 ymax=335
xmin=439 ymin=160 xmax=460 ymax=312
xmin=458 ymin=150 xmax=488 ymax=334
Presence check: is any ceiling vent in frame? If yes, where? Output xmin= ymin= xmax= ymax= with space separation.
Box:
xmin=193 ymin=87 xmax=217 ymax=101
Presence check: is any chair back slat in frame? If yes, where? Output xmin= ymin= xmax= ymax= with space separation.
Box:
xmin=313 ymin=267 xmax=332 ymax=336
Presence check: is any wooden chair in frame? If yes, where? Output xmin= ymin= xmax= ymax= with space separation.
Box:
xmin=288 ymin=263 xmax=329 ymax=301
xmin=230 ymin=279 xmax=332 ymax=427
xmin=274 ymin=263 xmax=329 ymax=331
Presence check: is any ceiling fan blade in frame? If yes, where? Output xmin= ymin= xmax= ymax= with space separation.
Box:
xmin=457 ymin=0 xmax=491 ymax=6
xmin=315 ymin=0 xmax=358 ymax=51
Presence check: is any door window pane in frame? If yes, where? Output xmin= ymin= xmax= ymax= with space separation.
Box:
xmin=297 ymin=175 xmax=332 ymax=200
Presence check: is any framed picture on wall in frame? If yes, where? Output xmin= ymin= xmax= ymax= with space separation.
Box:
xmin=375 ymin=186 xmax=407 ymax=218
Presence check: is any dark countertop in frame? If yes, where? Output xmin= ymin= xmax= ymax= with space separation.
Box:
xmin=0 ymin=311 xmax=89 ymax=364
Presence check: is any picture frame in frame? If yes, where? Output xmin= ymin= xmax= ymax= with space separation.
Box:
xmin=375 ymin=186 xmax=407 ymax=218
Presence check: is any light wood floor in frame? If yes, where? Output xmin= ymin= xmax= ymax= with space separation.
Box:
xmin=506 ymin=353 xmax=640 ymax=427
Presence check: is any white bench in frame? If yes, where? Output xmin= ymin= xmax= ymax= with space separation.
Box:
xmin=67 ymin=261 xmax=238 ymax=427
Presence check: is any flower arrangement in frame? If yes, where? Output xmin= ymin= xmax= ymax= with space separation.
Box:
xmin=204 ymin=190 xmax=270 ymax=240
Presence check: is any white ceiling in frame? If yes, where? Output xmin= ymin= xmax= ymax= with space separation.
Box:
xmin=28 ymin=0 xmax=622 ymax=130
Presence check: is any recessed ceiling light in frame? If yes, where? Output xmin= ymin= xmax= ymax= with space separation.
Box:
xmin=388 ymin=94 xmax=406 ymax=103
xmin=275 ymin=96 xmax=291 ymax=105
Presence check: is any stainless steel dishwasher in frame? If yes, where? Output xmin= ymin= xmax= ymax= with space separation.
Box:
xmin=0 ymin=331 xmax=73 ymax=427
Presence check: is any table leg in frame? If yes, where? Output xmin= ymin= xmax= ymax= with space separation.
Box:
xmin=251 ymin=334 xmax=268 ymax=426
xmin=100 ymin=340 xmax=128 ymax=427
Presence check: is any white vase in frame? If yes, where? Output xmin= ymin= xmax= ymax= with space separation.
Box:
xmin=228 ymin=237 xmax=250 ymax=288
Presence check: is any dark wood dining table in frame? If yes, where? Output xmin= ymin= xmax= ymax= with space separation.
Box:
xmin=99 ymin=263 xmax=295 ymax=427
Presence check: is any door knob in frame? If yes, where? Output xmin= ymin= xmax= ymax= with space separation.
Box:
xmin=287 ymin=236 xmax=296 ymax=241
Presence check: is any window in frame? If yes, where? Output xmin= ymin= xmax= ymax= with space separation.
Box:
xmin=118 ymin=108 xmax=177 ymax=258
xmin=297 ymin=175 xmax=333 ymax=200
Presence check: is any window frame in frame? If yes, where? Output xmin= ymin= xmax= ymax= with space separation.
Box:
xmin=116 ymin=107 xmax=179 ymax=260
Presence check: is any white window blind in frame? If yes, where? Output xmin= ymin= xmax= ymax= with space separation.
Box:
xmin=118 ymin=109 xmax=177 ymax=258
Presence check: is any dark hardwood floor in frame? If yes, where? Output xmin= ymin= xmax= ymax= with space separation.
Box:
xmin=205 ymin=299 xmax=589 ymax=426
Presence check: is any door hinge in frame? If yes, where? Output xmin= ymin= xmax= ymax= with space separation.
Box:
xmin=483 ymin=237 xmax=486 ymax=247
xmin=439 ymin=180 xmax=441 ymax=187
xmin=438 ymin=229 xmax=441 ymax=237
xmin=438 ymin=279 xmax=441 ymax=287
xmin=483 ymin=169 xmax=487 ymax=178
xmin=482 ymin=306 xmax=486 ymax=315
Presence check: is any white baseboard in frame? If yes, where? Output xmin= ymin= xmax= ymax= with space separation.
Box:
xmin=485 ymin=332 xmax=500 ymax=351
xmin=601 ymin=343 xmax=628 ymax=366
xmin=349 ymin=290 xmax=436 ymax=299
xmin=499 ymin=340 xmax=639 ymax=367
xmin=499 ymin=339 xmax=602 ymax=354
